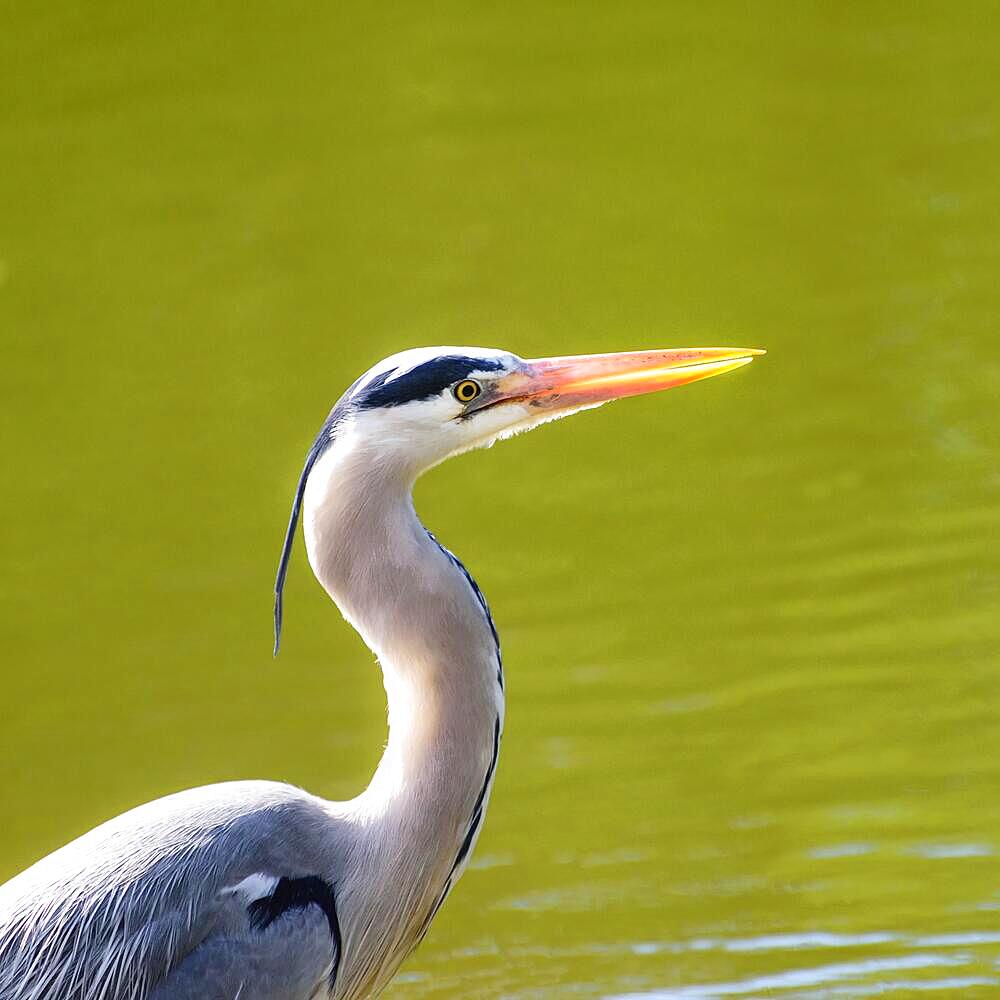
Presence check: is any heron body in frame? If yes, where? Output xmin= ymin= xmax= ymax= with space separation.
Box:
xmin=0 ymin=344 xmax=762 ymax=999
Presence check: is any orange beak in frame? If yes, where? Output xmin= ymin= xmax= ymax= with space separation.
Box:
xmin=479 ymin=347 xmax=765 ymax=414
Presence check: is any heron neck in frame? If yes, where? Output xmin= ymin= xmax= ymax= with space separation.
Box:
xmin=302 ymin=444 xmax=504 ymax=989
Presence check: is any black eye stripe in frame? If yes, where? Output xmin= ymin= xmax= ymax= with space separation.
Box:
xmin=356 ymin=356 xmax=504 ymax=409
xmin=359 ymin=368 xmax=398 ymax=395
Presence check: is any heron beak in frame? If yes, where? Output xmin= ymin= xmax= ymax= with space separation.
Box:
xmin=488 ymin=347 xmax=765 ymax=414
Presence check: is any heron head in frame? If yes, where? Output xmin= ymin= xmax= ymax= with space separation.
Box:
xmin=325 ymin=344 xmax=766 ymax=472
xmin=274 ymin=344 xmax=764 ymax=652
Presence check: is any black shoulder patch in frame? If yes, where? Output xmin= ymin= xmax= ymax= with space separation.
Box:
xmin=248 ymin=876 xmax=342 ymax=980
xmin=357 ymin=355 xmax=505 ymax=410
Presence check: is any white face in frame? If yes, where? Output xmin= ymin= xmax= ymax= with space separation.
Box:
xmin=335 ymin=346 xmax=583 ymax=477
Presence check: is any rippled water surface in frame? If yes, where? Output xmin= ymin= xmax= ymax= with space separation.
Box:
xmin=2 ymin=4 xmax=999 ymax=998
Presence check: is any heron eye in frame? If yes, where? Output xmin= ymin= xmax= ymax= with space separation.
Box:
xmin=453 ymin=379 xmax=481 ymax=403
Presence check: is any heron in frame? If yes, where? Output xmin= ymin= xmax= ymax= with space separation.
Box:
xmin=0 ymin=344 xmax=763 ymax=1000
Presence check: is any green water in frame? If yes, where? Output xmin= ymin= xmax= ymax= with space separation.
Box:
xmin=3 ymin=4 xmax=999 ymax=997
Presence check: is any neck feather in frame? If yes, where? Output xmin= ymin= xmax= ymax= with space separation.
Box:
xmin=301 ymin=440 xmax=504 ymax=995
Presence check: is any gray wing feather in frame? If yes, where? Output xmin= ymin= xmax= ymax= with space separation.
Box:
xmin=148 ymin=907 xmax=333 ymax=1000
xmin=0 ymin=782 xmax=344 ymax=1000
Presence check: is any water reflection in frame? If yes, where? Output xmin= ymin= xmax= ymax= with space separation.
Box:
xmin=612 ymin=958 xmax=991 ymax=998
xmin=530 ymin=931 xmax=1000 ymax=997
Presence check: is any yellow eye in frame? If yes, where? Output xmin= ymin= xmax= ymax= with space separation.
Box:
xmin=453 ymin=379 xmax=481 ymax=403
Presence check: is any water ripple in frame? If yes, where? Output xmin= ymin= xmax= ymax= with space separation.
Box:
xmin=627 ymin=928 xmax=1000 ymax=956
xmin=608 ymin=953 xmax=969 ymax=998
